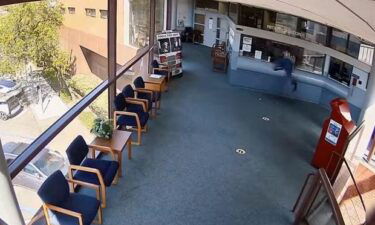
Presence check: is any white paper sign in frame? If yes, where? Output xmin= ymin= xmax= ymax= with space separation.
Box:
xmin=255 ymin=50 xmax=262 ymax=59
xmin=150 ymin=74 xmax=162 ymax=79
xmin=325 ymin=119 xmax=342 ymax=146
xmin=208 ymin=18 xmax=213 ymax=29
xmin=243 ymin=37 xmax=252 ymax=45
xmin=242 ymin=44 xmax=252 ymax=52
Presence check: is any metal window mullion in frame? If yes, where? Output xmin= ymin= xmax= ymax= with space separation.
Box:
xmin=107 ymin=0 xmax=117 ymax=120
xmin=149 ymin=0 xmax=156 ymax=73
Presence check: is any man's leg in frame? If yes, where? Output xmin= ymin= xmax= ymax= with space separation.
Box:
xmin=291 ymin=78 xmax=297 ymax=92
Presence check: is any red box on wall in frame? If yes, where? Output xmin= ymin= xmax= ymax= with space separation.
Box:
xmin=312 ymin=98 xmax=356 ymax=180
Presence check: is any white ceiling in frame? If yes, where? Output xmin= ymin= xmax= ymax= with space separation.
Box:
xmin=221 ymin=0 xmax=375 ymax=44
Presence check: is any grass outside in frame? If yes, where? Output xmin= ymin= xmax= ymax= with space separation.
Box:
xmin=63 ymin=73 xmax=109 ymax=130
xmin=78 ymin=111 xmax=96 ymax=131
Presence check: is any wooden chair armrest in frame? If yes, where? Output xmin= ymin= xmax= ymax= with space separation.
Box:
xmin=69 ymin=165 xmax=105 ymax=187
xmin=134 ymin=89 xmax=153 ymax=100
xmin=88 ymin=144 xmax=116 ymax=160
xmin=135 ymin=88 xmax=153 ymax=94
xmin=113 ymin=111 xmax=141 ymax=129
xmin=125 ymin=99 xmax=147 ymax=111
xmin=68 ymin=179 xmax=99 ymax=191
xmin=67 ymin=179 xmax=101 ymax=201
xmin=44 ymin=204 xmax=83 ymax=225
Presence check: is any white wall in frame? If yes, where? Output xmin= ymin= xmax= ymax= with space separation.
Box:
xmin=175 ymin=0 xmax=194 ymax=29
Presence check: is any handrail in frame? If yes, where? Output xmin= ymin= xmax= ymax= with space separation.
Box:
xmin=293 ymin=169 xmax=345 ymax=225
xmin=328 ymin=151 xmax=367 ymax=212
xmin=8 ymin=46 xmax=152 ymax=179
xmin=292 ymin=173 xmax=315 ymax=212
xmin=318 ymin=168 xmax=346 ymax=225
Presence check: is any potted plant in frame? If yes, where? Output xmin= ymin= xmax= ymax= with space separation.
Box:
xmin=91 ymin=118 xmax=113 ymax=139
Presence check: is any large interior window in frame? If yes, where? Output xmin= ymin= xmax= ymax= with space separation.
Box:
xmin=155 ymin=0 xmax=165 ymax=33
xmin=262 ymin=10 xmax=276 ymax=30
xmin=218 ymin=2 xmax=229 ymax=15
xmin=238 ymin=5 xmax=263 ymax=28
xmin=129 ymin=0 xmax=150 ymax=48
xmin=296 ymin=49 xmax=325 ymax=75
xmin=195 ymin=0 xmax=218 ymax=11
xmin=274 ymin=13 xmax=298 ymax=37
xmin=229 ymin=3 xmax=238 ymax=24
xmin=329 ymin=57 xmax=353 ymax=86
xmin=239 ymin=35 xmax=325 ymax=75
xmin=347 ymin=34 xmax=361 ymax=58
xmin=330 ymin=29 xmax=349 ymax=53
xmin=303 ymin=21 xmax=327 ymax=45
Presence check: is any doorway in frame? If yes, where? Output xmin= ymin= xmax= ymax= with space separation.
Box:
xmin=194 ymin=11 xmax=229 ymax=47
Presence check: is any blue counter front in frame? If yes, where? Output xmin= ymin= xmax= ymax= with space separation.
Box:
xmin=228 ymin=56 xmax=365 ymax=122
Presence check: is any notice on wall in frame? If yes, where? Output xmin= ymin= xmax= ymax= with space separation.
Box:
xmin=325 ymin=119 xmax=342 ymax=146
xmin=243 ymin=36 xmax=252 ymax=45
xmin=242 ymin=44 xmax=252 ymax=52
xmin=229 ymin=27 xmax=235 ymax=45
xmin=209 ymin=18 xmax=213 ymax=29
xmin=254 ymin=50 xmax=262 ymax=59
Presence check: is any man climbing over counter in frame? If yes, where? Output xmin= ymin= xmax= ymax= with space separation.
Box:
xmin=273 ymin=51 xmax=297 ymax=92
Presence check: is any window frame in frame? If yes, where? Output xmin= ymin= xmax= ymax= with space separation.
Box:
xmin=85 ymin=8 xmax=96 ymax=17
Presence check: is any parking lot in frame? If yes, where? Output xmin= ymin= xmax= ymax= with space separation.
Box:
xmin=0 ymin=99 xmax=94 ymax=222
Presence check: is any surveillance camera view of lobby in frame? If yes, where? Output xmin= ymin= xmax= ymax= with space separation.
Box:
xmin=3 ymin=0 xmax=375 ymax=225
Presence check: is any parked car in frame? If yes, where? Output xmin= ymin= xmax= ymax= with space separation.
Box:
xmin=4 ymin=142 xmax=68 ymax=190
xmin=0 ymin=79 xmax=24 ymax=120
xmin=0 ymin=92 xmax=22 ymax=120
xmin=0 ymin=79 xmax=20 ymax=94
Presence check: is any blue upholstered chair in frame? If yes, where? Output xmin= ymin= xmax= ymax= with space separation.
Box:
xmin=134 ymin=76 xmax=162 ymax=111
xmin=37 ymin=170 xmax=102 ymax=225
xmin=122 ymin=84 xmax=154 ymax=117
xmin=66 ymin=135 xmax=119 ymax=208
xmin=152 ymin=60 xmax=171 ymax=81
xmin=114 ymin=93 xmax=149 ymax=145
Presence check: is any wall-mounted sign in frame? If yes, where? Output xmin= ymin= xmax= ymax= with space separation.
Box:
xmin=325 ymin=119 xmax=342 ymax=146
xmin=229 ymin=27 xmax=235 ymax=45
xmin=242 ymin=44 xmax=251 ymax=52
xmin=254 ymin=50 xmax=262 ymax=59
xmin=243 ymin=37 xmax=252 ymax=45
xmin=208 ymin=18 xmax=213 ymax=29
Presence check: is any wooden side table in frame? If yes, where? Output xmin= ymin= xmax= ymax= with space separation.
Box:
xmin=90 ymin=130 xmax=132 ymax=177
xmin=144 ymin=75 xmax=167 ymax=92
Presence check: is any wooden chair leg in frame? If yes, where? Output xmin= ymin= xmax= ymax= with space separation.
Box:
xmin=157 ymin=100 xmax=161 ymax=109
xmin=94 ymin=206 xmax=103 ymax=224
xmin=137 ymin=126 xmax=142 ymax=145
xmin=43 ymin=204 xmax=52 ymax=225
xmin=100 ymin=185 xmax=106 ymax=208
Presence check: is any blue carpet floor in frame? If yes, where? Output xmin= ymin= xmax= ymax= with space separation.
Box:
xmin=102 ymin=43 xmax=329 ymax=225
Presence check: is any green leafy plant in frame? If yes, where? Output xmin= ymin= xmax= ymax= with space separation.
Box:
xmin=90 ymin=118 xmax=113 ymax=139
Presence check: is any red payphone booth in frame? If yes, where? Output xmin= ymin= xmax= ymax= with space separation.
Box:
xmin=312 ymin=98 xmax=356 ymax=180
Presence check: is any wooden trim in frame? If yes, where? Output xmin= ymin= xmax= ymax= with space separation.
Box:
xmin=0 ymin=0 xmax=39 ymax=6
xmin=113 ymin=111 xmax=142 ymax=145
xmin=108 ymin=0 xmax=117 ymax=120
xmin=134 ymin=89 xmax=154 ymax=101
xmin=148 ymin=0 xmax=156 ymax=73
xmin=126 ymin=99 xmax=147 ymax=112
xmin=318 ymin=169 xmax=345 ymax=225
xmin=69 ymin=165 xmax=107 ymax=208
xmin=88 ymin=144 xmax=116 ymax=160
xmin=44 ymin=204 xmax=83 ymax=225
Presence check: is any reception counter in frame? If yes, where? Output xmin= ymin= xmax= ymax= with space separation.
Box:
xmin=228 ymin=56 xmax=366 ymax=121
